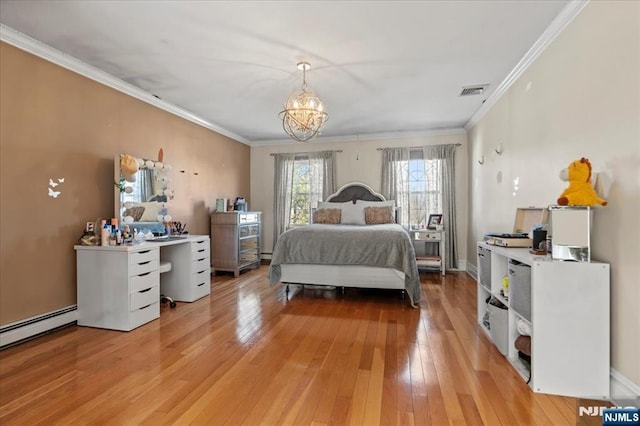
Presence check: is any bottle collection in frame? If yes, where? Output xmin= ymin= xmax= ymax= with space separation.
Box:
xmin=100 ymin=218 xmax=132 ymax=246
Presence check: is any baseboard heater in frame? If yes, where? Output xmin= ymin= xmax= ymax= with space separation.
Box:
xmin=0 ymin=305 xmax=78 ymax=349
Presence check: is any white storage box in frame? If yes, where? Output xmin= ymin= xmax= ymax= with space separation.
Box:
xmin=488 ymin=303 xmax=509 ymax=356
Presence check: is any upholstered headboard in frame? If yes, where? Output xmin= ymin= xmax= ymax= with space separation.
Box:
xmin=325 ymin=182 xmax=385 ymax=203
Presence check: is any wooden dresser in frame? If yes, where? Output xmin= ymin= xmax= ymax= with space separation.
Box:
xmin=210 ymin=211 xmax=261 ymax=277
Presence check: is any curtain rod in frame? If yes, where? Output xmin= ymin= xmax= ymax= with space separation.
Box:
xmin=269 ymin=150 xmax=343 ymax=156
xmin=376 ymin=143 xmax=461 ymax=151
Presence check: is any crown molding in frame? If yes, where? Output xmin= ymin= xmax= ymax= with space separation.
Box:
xmin=0 ymin=24 xmax=250 ymax=145
xmin=250 ymin=128 xmax=467 ymax=147
xmin=464 ymin=0 xmax=589 ymax=131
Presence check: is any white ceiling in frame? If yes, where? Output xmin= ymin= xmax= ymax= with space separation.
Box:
xmin=0 ymin=0 xmax=572 ymax=145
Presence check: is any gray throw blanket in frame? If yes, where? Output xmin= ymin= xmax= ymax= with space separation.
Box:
xmin=269 ymin=224 xmax=421 ymax=307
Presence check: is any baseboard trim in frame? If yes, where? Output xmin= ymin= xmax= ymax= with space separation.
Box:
xmin=610 ymin=368 xmax=640 ymax=406
xmin=466 ymin=262 xmax=478 ymax=280
xmin=0 ymin=306 xmax=78 ymax=349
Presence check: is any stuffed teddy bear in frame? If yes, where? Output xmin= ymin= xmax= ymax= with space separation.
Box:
xmin=557 ymin=157 xmax=607 ymax=206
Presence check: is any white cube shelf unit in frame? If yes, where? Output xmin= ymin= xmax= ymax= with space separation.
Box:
xmin=477 ymin=242 xmax=610 ymax=399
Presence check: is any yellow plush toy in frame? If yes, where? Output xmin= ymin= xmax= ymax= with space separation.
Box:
xmin=557 ymin=157 xmax=607 ymax=206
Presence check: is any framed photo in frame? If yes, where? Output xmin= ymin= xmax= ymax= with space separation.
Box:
xmin=427 ymin=214 xmax=443 ymax=230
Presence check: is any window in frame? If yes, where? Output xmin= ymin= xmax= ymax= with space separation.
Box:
xmin=407 ymin=153 xmax=442 ymax=228
xmin=289 ymin=156 xmax=324 ymax=226
xmin=273 ymin=151 xmax=336 ymax=241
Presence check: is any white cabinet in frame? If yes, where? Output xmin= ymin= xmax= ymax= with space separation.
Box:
xmin=75 ymin=245 xmax=160 ymax=331
xmin=160 ymin=236 xmax=211 ymax=302
xmin=476 ymin=242 xmax=610 ymax=399
xmin=411 ymin=230 xmax=445 ymax=275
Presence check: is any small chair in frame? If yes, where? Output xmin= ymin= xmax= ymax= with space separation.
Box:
xmin=159 ymin=260 xmax=176 ymax=308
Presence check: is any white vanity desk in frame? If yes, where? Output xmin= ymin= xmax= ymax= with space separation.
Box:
xmin=74 ymin=235 xmax=210 ymax=331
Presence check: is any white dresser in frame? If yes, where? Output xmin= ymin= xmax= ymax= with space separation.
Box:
xmin=74 ymin=235 xmax=211 ymax=331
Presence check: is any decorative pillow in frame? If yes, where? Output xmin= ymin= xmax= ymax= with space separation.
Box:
xmin=364 ymin=206 xmax=395 ymax=224
xmin=340 ymin=202 xmax=366 ymax=225
xmin=312 ymin=208 xmax=341 ymax=224
xmin=123 ymin=206 xmax=145 ymax=222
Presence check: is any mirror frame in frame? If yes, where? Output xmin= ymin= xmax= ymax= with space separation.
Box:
xmin=114 ymin=154 xmax=174 ymax=228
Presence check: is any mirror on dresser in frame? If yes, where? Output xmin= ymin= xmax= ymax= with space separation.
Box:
xmin=114 ymin=154 xmax=174 ymax=234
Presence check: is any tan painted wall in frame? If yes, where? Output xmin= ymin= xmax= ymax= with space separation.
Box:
xmin=466 ymin=1 xmax=639 ymax=385
xmin=250 ymin=131 xmax=469 ymax=265
xmin=0 ymin=42 xmax=250 ymax=325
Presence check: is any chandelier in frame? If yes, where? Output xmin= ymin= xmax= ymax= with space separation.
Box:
xmin=279 ymin=62 xmax=328 ymax=142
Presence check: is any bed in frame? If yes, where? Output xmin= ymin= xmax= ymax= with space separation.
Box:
xmin=268 ymin=182 xmax=421 ymax=307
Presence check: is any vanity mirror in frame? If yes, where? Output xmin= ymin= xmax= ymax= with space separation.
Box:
xmin=114 ymin=154 xmax=174 ymax=233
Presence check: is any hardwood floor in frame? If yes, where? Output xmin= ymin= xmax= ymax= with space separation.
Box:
xmin=0 ymin=267 xmax=581 ymax=425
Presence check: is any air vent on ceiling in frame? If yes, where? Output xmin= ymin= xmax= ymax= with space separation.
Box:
xmin=460 ymin=84 xmax=489 ymax=96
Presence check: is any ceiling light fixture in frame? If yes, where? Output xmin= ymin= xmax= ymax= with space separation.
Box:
xmin=279 ymin=62 xmax=328 ymax=142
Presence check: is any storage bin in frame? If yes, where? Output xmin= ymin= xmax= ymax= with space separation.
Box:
xmin=509 ymin=260 xmax=532 ymax=321
xmin=488 ymin=302 xmax=509 ymax=355
xmin=478 ymin=245 xmax=492 ymax=289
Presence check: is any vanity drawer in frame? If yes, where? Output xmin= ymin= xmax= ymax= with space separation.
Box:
xmin=129 ymin=249 xmax=157 ymax=265
xmin=130 ymin=270 xmax=160 ymax=293
xmin=191 ymin=269 xmax=210 ymax=286
xmin=193 ymin=281 xmax=210 ymax=300
xmin=130 ymin=285 xmax=159 ymax=311
xmin=191 ymin=239 xmax=209 ymax=253
xmin=129 ymin=258 xmax=158 ymax=277
xmin=192 ymin=257 xmax=210 ymax=273
xmin=192 ymin=245 xmax=210 ymax=261
xmin=130 ymin=302 xmax=159 ymax=330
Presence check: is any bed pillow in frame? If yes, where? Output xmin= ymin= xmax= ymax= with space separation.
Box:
xmin=312 ymin=208 xmax=342 ymax=224
xmin=340 ymin=202 xmax=366 ymax=225
xmin=364 ymin=206 xmax=395 ymax=224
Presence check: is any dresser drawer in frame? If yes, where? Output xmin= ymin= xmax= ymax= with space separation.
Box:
xmin=130 ymin=302 xmax=159 ymax=330
xmin=239 ymin=212 xmax=260 ymax=224
xmin=239 ymin=251 xmax=258 ymax=264
xmin=130 ymin=258 xmax=158 ymax=276
xmin=192 ymin=257 xmax=210 ymax=273
xmin=239 ymin=224 xmax=259 ymax=238
xmin=130 ymin=270 xmax=160 ymax=293
xmin=130 ymin=285 xmax=159 ymax=311
xmin=129 ymin=248 xmax=157 ymax=265
xmin=240 ymin=238 xmax=258 ymax=250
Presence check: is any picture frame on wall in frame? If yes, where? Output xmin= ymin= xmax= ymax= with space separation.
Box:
xmin=427 ymin=214 xmax=443 ymax=230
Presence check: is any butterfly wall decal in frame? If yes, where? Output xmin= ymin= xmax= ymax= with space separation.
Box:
xmin=48 ymin=188 xmax=61 ymax=198
xmin=49 ymin=178 xmax=58 ymax=187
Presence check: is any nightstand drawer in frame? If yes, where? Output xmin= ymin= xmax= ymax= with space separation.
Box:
xmin=414 ymin=231 xmax=441 ymax=241
xmin=130 ymin=285 xmax=159 ymax=311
